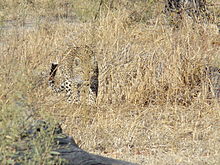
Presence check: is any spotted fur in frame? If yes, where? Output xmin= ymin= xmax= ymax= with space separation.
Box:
xmin=49 ymin=45 xmax=99 ymax=104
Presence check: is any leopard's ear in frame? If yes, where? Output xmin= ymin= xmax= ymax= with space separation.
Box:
xmin=49 ymin=62 xmax=59 ymax=79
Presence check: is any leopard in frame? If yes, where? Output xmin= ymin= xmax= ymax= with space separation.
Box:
xmin=165 ymin=0 xmax=207 ymax=15
xmin=164 ymin=0 xmax=213 ymax=26
xmin=48 ymin=45 xmax=99 ymax=104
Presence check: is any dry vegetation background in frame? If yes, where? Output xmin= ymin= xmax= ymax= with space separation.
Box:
xmin=0 ymin=0 xmax=220 ymax=164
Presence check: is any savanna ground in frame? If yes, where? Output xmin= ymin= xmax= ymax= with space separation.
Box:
xmin=0 ymin=0 xmax=220 ymax=164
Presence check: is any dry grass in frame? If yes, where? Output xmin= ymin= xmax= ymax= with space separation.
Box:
xmin=0 ymin=0 xmax=220 ymax=164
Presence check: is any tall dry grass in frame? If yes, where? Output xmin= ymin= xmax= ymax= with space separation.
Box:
xmin=90 ymin=9 xmax=218 ymax=106
xmin=0 ymin=0 xmax=220 ymax=164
